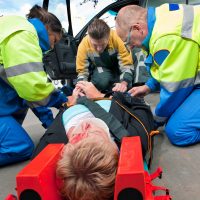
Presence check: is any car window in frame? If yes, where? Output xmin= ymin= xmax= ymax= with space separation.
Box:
xmin=100 ymin=10 xmax=117 ymax=30
xmin=71 ymin=0 xmax=117 ymax=35
xmin=47 ymin=0 xmax=69 ymax=33
xmin=0 ymin=0 xmax=43 ymax=16
xmin=48 ymin=0 xmax=117 ymax=36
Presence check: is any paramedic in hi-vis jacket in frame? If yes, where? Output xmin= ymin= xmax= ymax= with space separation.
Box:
xmin=76 ymin=19 xmax=134 ymax=93
xmin=116 ymin=3 xmax=200 ymax=146
xmin=0 ymin=5 xmax=68 ymax=166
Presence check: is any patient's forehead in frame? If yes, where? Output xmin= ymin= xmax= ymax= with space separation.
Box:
xmin=68 ymin=118 xmax=109 ymax=136
xmin=67 ymin=119 xmax=110 ymax=143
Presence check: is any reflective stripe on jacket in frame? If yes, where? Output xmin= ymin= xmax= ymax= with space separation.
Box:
xmin=148 ymin=4 xmax=200 ymax=117
xmin=0 ymin=16 xmax=65 ymax=117
xmin=0 ymin=16 xmax=54 ymax=102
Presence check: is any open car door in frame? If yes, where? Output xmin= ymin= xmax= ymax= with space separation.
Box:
xmin=42 ymin=0 xmax=77 ymax=83
xmin=42 ymin=0 xmax=147 ymax=86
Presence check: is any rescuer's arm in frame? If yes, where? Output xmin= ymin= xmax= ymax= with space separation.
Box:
xmin=151 ymin=35 xmax=199 ymax=118
xmin=76 ymin=37 xmax=91 ymax=82
xmin=112 ymin=31 xmax=134 ymax=91
xmin=2 ymin=30 xmax=67 ymax=127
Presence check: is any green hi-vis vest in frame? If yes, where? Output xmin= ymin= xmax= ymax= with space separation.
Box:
xmin=0 ymin=15 xmax=54 ymax=102
xmin=149 ymin=4 xmax=200 ymax=85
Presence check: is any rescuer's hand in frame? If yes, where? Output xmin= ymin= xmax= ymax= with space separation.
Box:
xmin=76 ymin=81 xmax=104 ymax=99
xmin=128 ymin=85 xmax=151 ymax=97
xmin=112 ymin=81 xmax=128 ymax=92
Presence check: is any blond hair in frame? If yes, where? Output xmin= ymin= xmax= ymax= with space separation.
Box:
xmin=56 ymin=138 xmax=119 ymax=200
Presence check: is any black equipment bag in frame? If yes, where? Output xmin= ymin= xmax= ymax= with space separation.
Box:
xmin=43 ymin=33 xmax=77 ymax=80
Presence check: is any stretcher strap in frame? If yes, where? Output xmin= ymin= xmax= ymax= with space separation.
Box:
xmin=114 ymin=100 xmax=159 ymax=168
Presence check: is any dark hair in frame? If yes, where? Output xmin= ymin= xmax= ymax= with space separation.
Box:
xmin=26 ymin=5 xmax=62 ymax=33
xmin=87 ymin=19 xmax=110 ymax=40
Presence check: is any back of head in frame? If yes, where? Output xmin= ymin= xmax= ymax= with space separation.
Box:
xmin=56 ymin=138 xmax=119 ymax=200
xmin=116 ymin=5 xmax=147 ymax=31
xmin=87 ymin=19 xmax=110 ymax=40
xmin=26 ymin=4 xmax=62 ymax=33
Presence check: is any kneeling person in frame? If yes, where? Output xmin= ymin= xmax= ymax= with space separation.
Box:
xmin=76 ymin=19 xmax=134 ymax=92
xmin=57 ymin=117 xmax=118 ymax=200
xmin=33 ymin=83 xmax=154 ymax=200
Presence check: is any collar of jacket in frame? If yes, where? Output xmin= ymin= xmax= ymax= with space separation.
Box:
xmin=141 ymin=7 xmax=156 ymax=52
xmin=28 ymin=18 xmax=50 ymax=52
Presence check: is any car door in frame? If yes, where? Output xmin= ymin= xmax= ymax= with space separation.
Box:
xmin=42 ymin=0 xmax=148 ymax=86
xmin=75 ymin=0 xmax=144 ymax=43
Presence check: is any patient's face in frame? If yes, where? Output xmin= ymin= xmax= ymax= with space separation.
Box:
xmin=67 ymin=118 xmax=117 ymax=150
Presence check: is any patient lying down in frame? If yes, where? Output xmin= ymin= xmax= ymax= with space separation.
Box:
xmin=56 ymin=118 xmax=119 ymax=200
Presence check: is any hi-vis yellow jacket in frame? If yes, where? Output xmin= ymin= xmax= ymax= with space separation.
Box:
xmin=0 ymin=16 xmax=66 ymax=127
xmin=76 ymin=30 xmax=134 ymax=85
xmin=146 ymin=4 xmax=200 ymax=118
xmin=0 ymin=16 xmax=54 ymax=102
